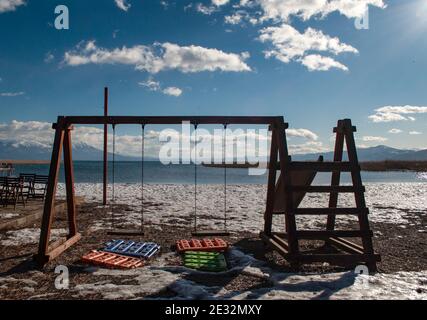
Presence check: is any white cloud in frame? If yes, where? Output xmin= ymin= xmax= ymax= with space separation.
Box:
xmin=287 ymin=128 xmax=318 ymax=141
xmin=138 ymin=77 xmax=182 ymax=97
xmin=0 ymin=0 xmax=25 ymax=13
xmin=289 ymin=141 xmax=326 ymax=154
xmin=250 ymin=0 xmax=386 ymax=22
xmin=138 ymin=78 xmax=161 ymax=91
xmin=212 ymin=0 xmax=229 ymax=6
xmin=0 ymin=91 xmax=25 ymax=97
xmin=196 ymin=3 xmax=217 ymax=15
xmin=369 ymin=105 xmax=427 ymax=123
xmin=259 ymin=24 xmax=357 ymax=71
xmin=63 ymin=41 xmax=251 ymax=73
xmin=362 ymin=136 xmax=388 ymax=142
xmin=114 ymin=0 xmax=131 ymax=12
xmin=162 ymin=87 xmax=182 ymax=97
xmin=44 ymin=52 xmax=54 ymax=63
xmin=409 ymin=131 xmax=422 ymax=135
xmin=388 ymin=128 xmax=402 ymax=134
xmin=300 ymin=54 xmax=348 ymax=71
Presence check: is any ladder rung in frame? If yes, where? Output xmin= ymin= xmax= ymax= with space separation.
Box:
xmin=296 ymin=230 xmax=373 ymax=239
xmin=288 ymin=186 xmax=365 ymax=193
xmin=273 ymin=208 xmax=369 ymax=215
xmin=282 ymin=162 xmax=358 ymax=172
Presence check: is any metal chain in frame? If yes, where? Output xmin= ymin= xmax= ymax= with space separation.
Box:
xmin=194 ymin=123 xmax=198 ymax=232
xmin=141 ymin=124 xmax=145 ymax=232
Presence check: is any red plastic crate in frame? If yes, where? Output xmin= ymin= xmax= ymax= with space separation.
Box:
xmin=176 ymin=238 xmax=229 ymax=253
xmin=81 ymin=250 xmax=144 ymax=269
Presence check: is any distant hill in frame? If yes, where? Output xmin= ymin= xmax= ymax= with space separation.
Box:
xmin=0 ymin=141 xmax=138 ymax=161
xmin=292 ymin=145 xmax=427 ymax=161
xmin=1 ymin=141 xmax=426 ymax=162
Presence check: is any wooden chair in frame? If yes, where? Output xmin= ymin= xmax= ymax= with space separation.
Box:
xmin=32 ymin=175 xmax=49 ymax=200
xmin=19 ymin=173 xmax=36 ymax=200
xmin=2 ymin=177 xmax=26 ymax=209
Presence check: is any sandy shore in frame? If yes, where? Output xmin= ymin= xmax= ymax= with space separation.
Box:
xmin=0 ymin=183 xmax=426 ymax=300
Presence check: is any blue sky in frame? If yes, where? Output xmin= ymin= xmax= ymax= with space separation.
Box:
xmin=0 ymin=0 xmax=426 ymax=156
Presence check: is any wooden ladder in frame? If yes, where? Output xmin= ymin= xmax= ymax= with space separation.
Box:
xmin=261 ymin=119 xmax=381 ymax=271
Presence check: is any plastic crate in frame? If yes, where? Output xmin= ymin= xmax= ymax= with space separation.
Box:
xmin=183 ymin=251 xmax=227 ymax=272
xmin=103 ymin=240 xmax=160 ymax=259
xmin=176 ymin=238 xmax=228 ymax=253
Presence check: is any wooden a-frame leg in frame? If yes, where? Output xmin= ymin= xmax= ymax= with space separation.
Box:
xmin=343 ymin=120 xmax=376 ymax=271
xmin=64 ymin=127 xmax=77 ymax=237
xmin=275 ymin=121 xmax=299 ymax=263
xmin=35 ymin=124 xmax=65 ymax=266
xmin=326 ymin=120 xmax=345 ymax=242
xmin=264 ymin=129 xmax=278 ymax=235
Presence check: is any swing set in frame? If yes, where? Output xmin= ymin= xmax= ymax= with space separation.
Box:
xmin=34 ymin=115 xmax=380 ymax=270
xmin=107 ymin=122 xmax=230 ymax=236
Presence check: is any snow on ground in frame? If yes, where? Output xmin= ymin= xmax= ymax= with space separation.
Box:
xmin=56 ymin=182 xmax=427 ymax=233
xmin=0 ymin=212 xmax=20 ymax=219
xmin=0 ymin=228 xmax=67 ymax=246
xmin=3 ymin=249 xmax=424 ymax=300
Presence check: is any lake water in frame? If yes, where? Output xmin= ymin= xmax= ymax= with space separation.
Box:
xmin=7 ymin=161 xmax=427 ymax=184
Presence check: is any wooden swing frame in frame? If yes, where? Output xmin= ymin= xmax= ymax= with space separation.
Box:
xmin=34 ymin=116 xmax=380 ymax=271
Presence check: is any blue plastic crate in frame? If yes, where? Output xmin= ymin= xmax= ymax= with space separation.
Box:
xmin=103 ymin=240 xmax=160 ymax=259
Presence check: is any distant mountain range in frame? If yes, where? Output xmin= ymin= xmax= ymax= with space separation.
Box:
xmin=0 ymin=141 xmax=426 ymax=162
xmin=293 ymin=145 xmax=427 ymax=161
xmin=0 ymin=141 xmax=138 ymax=161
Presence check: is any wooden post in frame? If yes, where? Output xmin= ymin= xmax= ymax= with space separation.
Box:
xmin=326 ymin=120 xmax=345 ymax=232
xmin=63 ymin=126 xmax=77 ymax=237
xmin=103 ymin=87 xmax=108 ymax=206
xmin=342 ymin=120 xmax=375 ymax=259
xmin=35 ymin=118 xmax=65 ymax=264
xmin=275 ymin=120 xmax=299 ymax=257
xmin=264 ymin=127 xmax=278 ymax=235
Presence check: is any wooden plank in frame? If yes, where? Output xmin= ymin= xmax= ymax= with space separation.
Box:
xmin=47 ymin=233 xmax=82 ymax=261
xmin=260 ymin=231 xmax=289 ymax=257
xmin=296 ymin=230 xmax=373 ymax=239
xmin=331 ymin=236 xmax=364 ymax=252
xmin=62 ymin=116 xmax=283 ymax=126
xmin=0 ymin=197 xmax=84 ymax=231
xmin=273 ymin=156 xmax=322 ymax=213
xmin=328 ymin=237 xmax=364 ymax=254
xmin=290 ymin=208 xmax=369 ymax=215
xmin=271 ymin=233 xmax=289 ymax=251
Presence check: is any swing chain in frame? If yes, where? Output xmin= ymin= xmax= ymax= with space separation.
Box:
xmin=111 ymin=123 xmax=116 ymax=230
xmin=193 ymin=122 xmax=198 ymax=232
xmin=141 ymin=123 xmax=145 ymax=232
xmin=223 ymin=123 xmax=228 ymax=231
